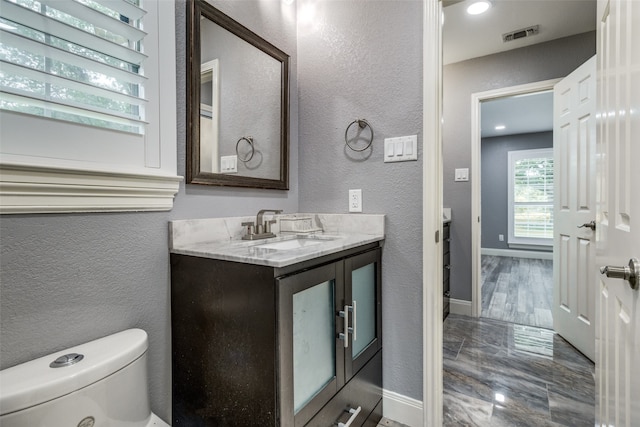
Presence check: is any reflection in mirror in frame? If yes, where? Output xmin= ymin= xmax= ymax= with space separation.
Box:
xmin=187 ymin=0 xmax=289 ymax=189
xmin=200 ymin=59 xmax=219 ymax=173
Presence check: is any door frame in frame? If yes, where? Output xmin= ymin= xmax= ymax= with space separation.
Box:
xmin=469 ymin=79 xmax=562 ymax=317
xmin=422 ymin=0 xmax=443 ymax=426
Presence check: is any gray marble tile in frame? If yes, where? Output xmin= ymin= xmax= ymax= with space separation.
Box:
xmin=377 ymin=417 xmax=410 ymax=427
xmin=444 ymin=357 xmax=495 ymax=402
xmin=443 ymin=336 xmax=464 ymax=360
xmin=443 ymin=389 xmax=493 ymax=426
xmin=547 ymin=389 xmax=595 ymax=426
xmin=444 ymin=315 xmax=595 ymax=427
xmin=489 ymin=405 xmax=563 ymax=427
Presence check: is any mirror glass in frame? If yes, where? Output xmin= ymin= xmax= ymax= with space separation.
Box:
xmin=187 ymin=0 xmax=289 ymax=189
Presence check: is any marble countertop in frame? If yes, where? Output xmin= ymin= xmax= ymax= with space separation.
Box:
xmin=169 ymin=213 xmax=385 ymax=268
xmin=170 ymin=232 xmax=384 ymax=268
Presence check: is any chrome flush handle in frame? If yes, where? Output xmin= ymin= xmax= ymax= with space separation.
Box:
xmin=600 ymin=258 xmax=639 ymax=290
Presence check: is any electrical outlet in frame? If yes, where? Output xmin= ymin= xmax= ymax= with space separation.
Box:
xmin=499 ymin=234 xmax=504 ymax=242
xmin=349 ymin=189 xmax=362 ymax=212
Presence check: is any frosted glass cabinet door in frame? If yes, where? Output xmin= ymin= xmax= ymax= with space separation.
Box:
xmin=277 ymin=261 xmax=345 ymax=427
xmin=292 ymin=279 xmax=335 ymax=412
xmin=352 ymin=263 xmax=376 ymax=358
xmin=345 ymin=248 xmax=382 ymax=378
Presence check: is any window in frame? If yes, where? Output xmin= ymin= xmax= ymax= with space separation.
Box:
xmin=507 ymin=148 xmax=554 ymax=248
xmin=0 ymin=0 xmax=180 ymax=213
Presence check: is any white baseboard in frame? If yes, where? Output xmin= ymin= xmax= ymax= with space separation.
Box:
xmin=481 ymin=247 xmax=553 ymax=260
xmin=383 ymin=389 xmax=423 ymax=426
xmin=449 ymin=298 xmax=473 ymax=316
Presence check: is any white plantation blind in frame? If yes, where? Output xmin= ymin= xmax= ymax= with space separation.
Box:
xmin=0 ymin=0 xmax=147 ymax=134
xmin=508 ymin=148 xmax=554 ymax=246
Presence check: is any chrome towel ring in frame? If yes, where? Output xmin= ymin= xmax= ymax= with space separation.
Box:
xmin=236 ymin=136 xmax=255 ymax=162
xmin=345 ymin=119 xmax=374 ymax=152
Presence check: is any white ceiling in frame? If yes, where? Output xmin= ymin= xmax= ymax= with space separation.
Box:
xmin=443 ymin=0 xmax=596 ymax=137
xmin=481 ymin=91 xmax=553 ymax=138
xmin=443 ymin=0 xmax=596 ymax=65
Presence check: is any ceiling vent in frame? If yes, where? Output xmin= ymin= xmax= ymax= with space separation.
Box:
xmin=502 ymin=25 xmax=540 ymax=43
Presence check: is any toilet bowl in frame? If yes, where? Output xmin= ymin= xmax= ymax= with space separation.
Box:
xmin=0 ymin=329 xmax=169 ymax=427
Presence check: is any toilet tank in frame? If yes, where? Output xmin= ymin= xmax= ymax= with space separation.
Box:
xmin=0 ymin=329 xmax=152 ymax=427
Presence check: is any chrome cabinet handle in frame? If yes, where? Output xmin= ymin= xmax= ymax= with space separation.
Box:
xmin=578 ymin=220 xmax=596 ymax=231
xmin=339 ymin=305 xmax=351 ymax=348
xmin=600 ymin=258 xmax=639 ymax=290
xmin=337 ymin=406 xmax=361 ymax=427
xmin=350 ymin=301 xmax=357 ymax=342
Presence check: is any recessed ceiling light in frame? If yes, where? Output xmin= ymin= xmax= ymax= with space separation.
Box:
xmin=467 ymin=0 xmax=492 ymax=15
xmin=495 ymin=125 xmax=506 ymax=130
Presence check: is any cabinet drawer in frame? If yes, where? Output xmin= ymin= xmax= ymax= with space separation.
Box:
xmin=305 ymin=351 xmax=382 ymax=427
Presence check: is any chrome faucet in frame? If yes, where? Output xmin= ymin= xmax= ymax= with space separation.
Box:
xmin=242 ymin=209 xmax=283 ymax=240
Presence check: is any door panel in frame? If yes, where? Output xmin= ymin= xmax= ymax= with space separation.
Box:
xmin=595 ymin=0 xmax=640 ymax=424
xmin=553 ymin=55 xmax=597 ymax=360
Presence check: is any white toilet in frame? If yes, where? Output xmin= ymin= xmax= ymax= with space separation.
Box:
xmin=0 ymin=329 xmax=169 ymax=427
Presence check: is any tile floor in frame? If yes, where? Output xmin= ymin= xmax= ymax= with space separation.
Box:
xmin=481 ymin=255 xmax=554 ymax=329
xmin=443 ymin=314 xmax=595 ymax=426
xmin=378 ymin=417 xmax=410 ymax=427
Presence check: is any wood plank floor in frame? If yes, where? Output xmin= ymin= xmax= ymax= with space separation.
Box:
xmin=481 ymin=255 xmax=554 ymax=329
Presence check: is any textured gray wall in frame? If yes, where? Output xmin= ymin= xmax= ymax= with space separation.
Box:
xmin=443 ymin=31 xmax=595 ymax=301
xmin=481 ymin=131 xmax=553 ymax=250
xmin=0 ymin=1 xmax=298 ymax=422
xmin=297 ymin=1 xmax=424 ymax=400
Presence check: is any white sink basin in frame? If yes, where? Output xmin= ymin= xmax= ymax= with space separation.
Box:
xmin=255 ymin=238 xmax=329 ymax=251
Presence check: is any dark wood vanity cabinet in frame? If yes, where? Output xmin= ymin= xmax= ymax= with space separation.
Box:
xmin=171 ymin=243 xmax=383 ymax=427
xmin=443 ymin=221 xmax=451 ymax=320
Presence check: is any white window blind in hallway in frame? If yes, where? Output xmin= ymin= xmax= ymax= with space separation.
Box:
xmin=508 ymin=148 xmax=554 ymax=247
xmin=0 ymin=0 xmax=147 ymax=134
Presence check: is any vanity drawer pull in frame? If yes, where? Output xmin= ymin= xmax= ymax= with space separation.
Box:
xmin=337 ymin=406 xmax=361 ymax=427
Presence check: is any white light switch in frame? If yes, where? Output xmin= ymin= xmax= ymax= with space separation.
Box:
xmin=404 ymin=137 xmax=413 ymax=155
xmin=384 ymin=135 xmax=418 ymax=163
xmin=454 ymin=168 xmax=469 ymax=182
xmin=395 ymin=141 xmax=404 ymax=155
xmin=386 ymin=140 xmax=395 ymax=157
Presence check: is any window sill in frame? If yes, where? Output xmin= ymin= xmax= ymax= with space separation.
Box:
xmin=0 ymin=162 xmax=182 ymax=214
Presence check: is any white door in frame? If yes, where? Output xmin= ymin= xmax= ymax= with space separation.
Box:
xmin=553 ymin=56 xmax=597 ymax=361
xmin=595 ymin=0 xmax=640 ymax=424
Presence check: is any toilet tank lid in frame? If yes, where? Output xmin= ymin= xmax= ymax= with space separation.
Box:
xmin=0 ymin=328 xmax=148 ymax=416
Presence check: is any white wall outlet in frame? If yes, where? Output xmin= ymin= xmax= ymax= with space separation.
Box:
xmin=499 ymin=234 xmax=504 ymax=242
xmin=349 ymin=189 xmax=362 ymax=212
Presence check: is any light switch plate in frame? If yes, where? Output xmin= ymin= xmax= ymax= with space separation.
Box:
xmin=384 ymin=135 xmax=418 ymax=163
xmin=220 ymin=155 xmax=238 ymax=173
xmin=454 ymin=168 xmax=469 ymax=181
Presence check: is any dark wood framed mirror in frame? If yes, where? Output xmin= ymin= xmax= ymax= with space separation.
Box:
xmin=186 ymin=0 xmax=290 ymax=189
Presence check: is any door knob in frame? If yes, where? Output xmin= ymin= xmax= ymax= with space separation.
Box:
xmin=578 ymin=220 xmax=596 ymax=231
xmin=599 ymin=258 xmax=639 ymax=290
